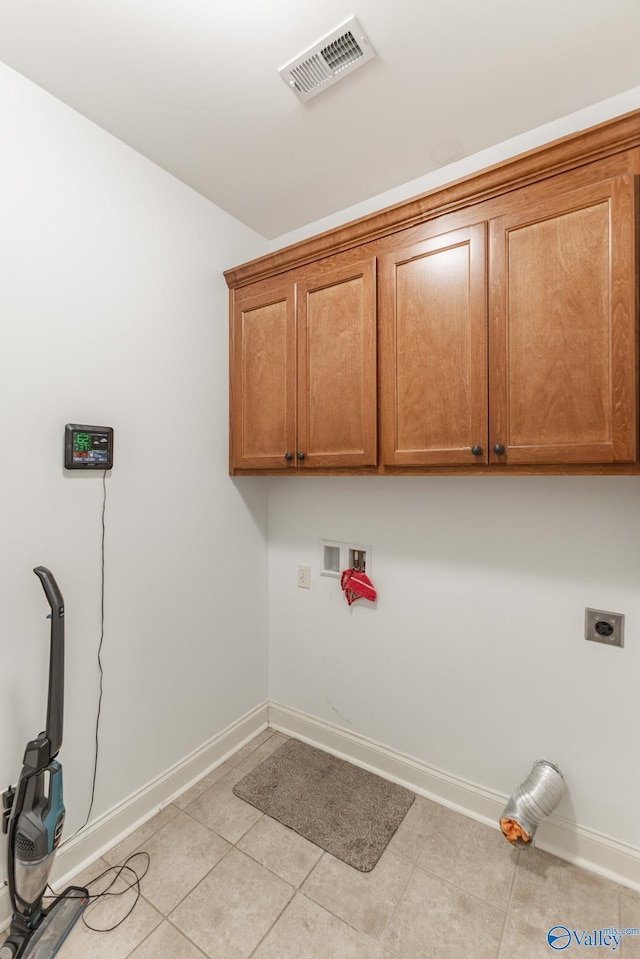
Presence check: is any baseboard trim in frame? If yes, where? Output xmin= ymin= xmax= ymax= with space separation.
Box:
xmin=4 ymin=695 xmax=636 ymax=935
xmin=268 ymin=701 xmax=640 ymax=892
xmin=0 ymin=701 xmax=269 ymax=930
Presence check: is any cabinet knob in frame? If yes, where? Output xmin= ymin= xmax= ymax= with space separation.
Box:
xmin=493 ymin=444 xmax=505 ymax=455
xmin=284 ymin=452 xmax=293 ymax=461
xmin=297 ymin=452 xmax=305 ymax=461
xmin=471 ymin=445 xmax=483 ymax=456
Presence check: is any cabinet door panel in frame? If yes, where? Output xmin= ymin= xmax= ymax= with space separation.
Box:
xmin=296 ymin=256 xmax=377 ymax=467
xmin=231 ymin=279 xmax=296 ymax=470
xmin=380 ymin=224 xmax=488 ymax=465
xmin=490 ymin=174 xmax=637 ymax=464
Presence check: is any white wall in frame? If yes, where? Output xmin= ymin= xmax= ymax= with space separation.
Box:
xmin=0 ymin=59 xmax=269 ymax=871
xmin=268 ymin=478 xmax=640 ymax=846
xmin=267 ymin=88 xmax=640 ymax=854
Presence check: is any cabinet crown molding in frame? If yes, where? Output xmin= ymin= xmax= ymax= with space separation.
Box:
xmin=225 ymin=108 xmax=640 ymax=289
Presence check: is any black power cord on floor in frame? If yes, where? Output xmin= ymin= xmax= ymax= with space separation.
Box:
xmin=46 ymin=852 xmax=151 ymax=933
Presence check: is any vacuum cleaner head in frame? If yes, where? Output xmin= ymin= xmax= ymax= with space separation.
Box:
xmin=0 ymin=888 xmax=88 ymax=959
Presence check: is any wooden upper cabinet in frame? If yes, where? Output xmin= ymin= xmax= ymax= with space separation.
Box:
xmin=227 ymin=114 xmax=640 ymax=475
xmin=230 ymin=253 xmax=377 ymax=472
xmin=230 ymin=277 xmax=296 ymax=470
xmin=490 ymin=173 xmax=638 ymax=465
xmin=379 ymin=224 xmax=488 ymax=466
xmin=296 ymin=255 xmax=377 ymax=468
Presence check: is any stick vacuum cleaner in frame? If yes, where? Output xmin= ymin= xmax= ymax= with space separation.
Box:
xmin=1 ymin=568 xmax=88 ymax=959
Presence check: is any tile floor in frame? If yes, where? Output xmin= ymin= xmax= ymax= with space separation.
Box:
xmin=2 ymin=728 xmax=639 ymax=958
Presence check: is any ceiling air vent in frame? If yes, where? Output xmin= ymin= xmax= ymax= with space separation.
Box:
xmin=280 ymin=17 xmax=376 ymax=103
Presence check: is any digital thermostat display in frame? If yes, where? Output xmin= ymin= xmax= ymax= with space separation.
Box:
xmin=64 ymin=424 xmax=114 ymax=470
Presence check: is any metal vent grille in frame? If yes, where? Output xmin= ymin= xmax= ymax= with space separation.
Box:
xmin=322 ymin=31 xmax=363 ymax=70
xmin=280 ymin=17 xmax=376 ymax=102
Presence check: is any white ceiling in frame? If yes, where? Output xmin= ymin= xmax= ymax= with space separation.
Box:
xmin=1 ymin=0 xmax=639 ymax=239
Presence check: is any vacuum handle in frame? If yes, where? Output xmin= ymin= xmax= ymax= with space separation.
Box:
xmin=33 ymin=567 xmax=64 ymax=759
xmin=33 ymin=566 xmax=64 ymax=614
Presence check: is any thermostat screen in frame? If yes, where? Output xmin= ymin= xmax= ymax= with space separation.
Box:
xmin=65 ymin=424 xmax=113 ymax=469
xmin=73 ymin=431 xmax=108 ymax=464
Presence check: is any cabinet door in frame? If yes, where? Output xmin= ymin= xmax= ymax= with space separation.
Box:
xmin=490 ymin=174 xmax=637 ymax=465
xmin=230 ymin=278 xmax=296 ymax=470
xmin=379 ymin=224 xmax=488 ymax=466
xmin=296 ymin=255 xmax=377 ymax=468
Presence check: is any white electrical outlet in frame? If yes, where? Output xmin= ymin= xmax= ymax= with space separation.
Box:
xmin=297 ymin=565 xmax=311 ymax=589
